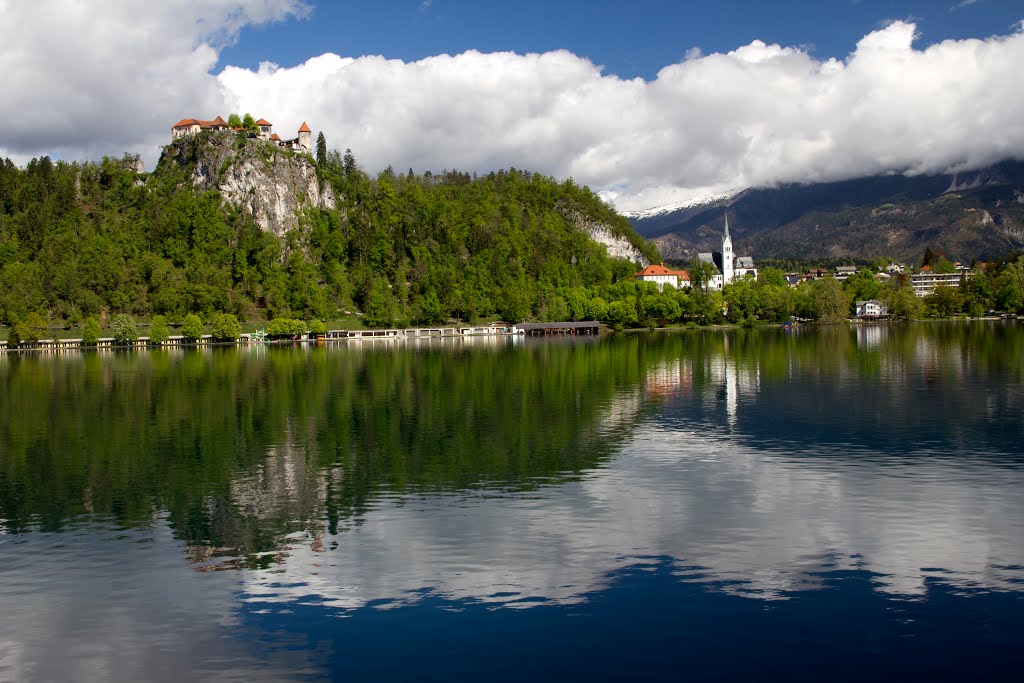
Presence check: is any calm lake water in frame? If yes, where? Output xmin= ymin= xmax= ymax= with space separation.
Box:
xmin=2 ymin=323 xmax=1023 ymax=681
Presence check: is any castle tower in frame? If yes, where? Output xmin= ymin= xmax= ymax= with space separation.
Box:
xmin=722 ymin=212 xmax=734 ymax=285
xmin=297 ymin=122 xmax=312 ymax=151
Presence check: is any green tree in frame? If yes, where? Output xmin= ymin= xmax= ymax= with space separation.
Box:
xmin=363 ymin=279 xmax=395 ymax=327
xmin=926 ymin=286 xmax=962 ymax=317
xmin=995 ymin=257 xmax=1024 ymax=313
xmin=241 ymin=113 xmax=258 ymax=134
xmin=149 ymin=315 xmax=170 ymax=344
xmin=308 ymin=319 xmax=326 ymax=336
xmin=808 ymin=278 xmax=850 ymax=323
xmin=843 ymin=269 xmax=881 ymax=304
xmin=266 ymin=318 xmax=303 ymax=338
xmin=757 ymin=267 xmax=788 ymax=288
xmin=227 ymin=113 xmax=242 ymax=128
xmin=880 ymin=280 xmax=923 ymax=320
xmin=181 ymin=313 xmax=204 ymax=340
xmin=687 ymin=260 xmax=719 ymax=292
xmin=12 ymin=311 xmax=47 ymax=346
xmin=343 ymin=148 xmax=357 ymax=177
xmin=418 ymin=290 xmax=444 ymax=325
xmin=111 ymin=314 xmax=138 ymax=346
xmin=587 ymin=297 xmax=608 ymax=322
xmin=606 ymin=299 xmax=638 ymax=327
xmin=211 ymin=313 xmax=241 ymax=341
xmin=316 ymin=132 xmax=327 ymax=167
xmin=82 ymin=316 xmax=102 ymax=345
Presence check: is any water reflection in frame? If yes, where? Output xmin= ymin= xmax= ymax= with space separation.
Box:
xmin=2 ymin=323 xmax=1024 ymax=680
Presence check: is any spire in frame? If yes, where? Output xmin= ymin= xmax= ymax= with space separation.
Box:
xmin=724 ymin=212 xmax=730 ymax=240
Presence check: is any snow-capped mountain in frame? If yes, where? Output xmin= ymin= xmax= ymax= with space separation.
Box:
xmin=621 ymin=188 xmax=744 ymax=222
xmin=624 ymin=161 xmax=1024 ymax=262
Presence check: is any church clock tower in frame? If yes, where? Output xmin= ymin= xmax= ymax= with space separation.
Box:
xmin=722 ymin=213 xmax=734 ymax=285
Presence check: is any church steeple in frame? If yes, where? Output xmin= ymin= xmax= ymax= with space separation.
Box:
xmin=722 ymin=211 xmax=734 ymax=285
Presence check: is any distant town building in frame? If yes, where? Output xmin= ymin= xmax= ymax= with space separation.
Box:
xmin=170 ymin=116 xmax=313 ymax=152
xmin=909 ymin=269 xmax=969 ymax=297
xmin=834 ymin=265 xmax=858 ymax=281
xmin=697 ymin=213 xmax=757 ymax=289
xmin=634 ymin=264 xmax=691 ymax=289
xmin=855 ymin=299 xmax=888 ymax=318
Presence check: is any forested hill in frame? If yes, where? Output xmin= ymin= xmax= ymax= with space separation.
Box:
xmin=0 ymin=132 xmax=657 ymax=328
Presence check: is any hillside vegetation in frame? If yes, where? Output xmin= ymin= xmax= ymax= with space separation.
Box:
xmin=0 ymin=133 xmax=657 ymax=330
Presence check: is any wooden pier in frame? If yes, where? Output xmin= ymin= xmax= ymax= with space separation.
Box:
xmin=515 ymin=321 xmax=601 ymax=336
xmin=2 ymin=321 xmax=603 ymax=352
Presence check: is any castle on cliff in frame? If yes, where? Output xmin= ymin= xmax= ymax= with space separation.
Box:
xmin=170 ymin=116 xmax=312 ymax=151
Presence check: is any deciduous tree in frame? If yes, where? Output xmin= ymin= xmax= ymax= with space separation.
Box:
xmin=181 ymin=313 xmax=203 ymax=340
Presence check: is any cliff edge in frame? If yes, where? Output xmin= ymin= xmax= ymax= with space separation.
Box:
xmin=157 ymin=131 xmax=336 ymax=236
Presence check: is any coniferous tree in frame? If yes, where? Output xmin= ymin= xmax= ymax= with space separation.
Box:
xmin=316 ymin=132 xmax=327 ymax=167
xmin=343 ymin=148 xmax=357 ymax=177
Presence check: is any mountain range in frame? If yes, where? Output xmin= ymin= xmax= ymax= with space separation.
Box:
xmin=624 ymin=162 xmax=1024 ymax=263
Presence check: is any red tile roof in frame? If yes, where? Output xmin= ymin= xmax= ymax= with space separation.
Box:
xmin=255 ymin=118 xmax=272 ymax=126
xmin=635 ymin=265 xmax=690 ymax=280
xmin=171 ymin=118 xmax=199 ymax=129
xmin=298 ymin=121 xmax=311 ymax=133
xmin=636 ymin=264 xmax=674 ymax=277
xmin=270 ymin=133 xmax=281 ymax=141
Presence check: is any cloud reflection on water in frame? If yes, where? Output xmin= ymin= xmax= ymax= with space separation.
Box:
xmin=234 ymin=359 xmax=1024 ymax=612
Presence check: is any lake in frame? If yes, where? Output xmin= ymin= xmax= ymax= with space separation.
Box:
xmin=1 ymin=322 xmax=1023 ymax=681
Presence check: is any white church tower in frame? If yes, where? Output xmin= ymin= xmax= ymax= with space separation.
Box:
xmin=722 ymin=213 xmax=734 ymax=285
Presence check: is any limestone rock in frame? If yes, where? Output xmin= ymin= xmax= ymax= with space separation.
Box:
xmin=562 ymin=209 xmax=649 ymax=265
xmin=161 ymin=131 xmax=336 ymax=236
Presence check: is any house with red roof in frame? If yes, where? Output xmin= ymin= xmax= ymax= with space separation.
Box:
xmin=635 ymin=264 xmax=691 ymax=290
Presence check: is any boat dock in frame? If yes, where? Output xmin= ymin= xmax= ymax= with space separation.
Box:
xmin=2 ymin=321 xmax=601 ymax=352
xmin=516 ymin=321 xmax=601 ymax=336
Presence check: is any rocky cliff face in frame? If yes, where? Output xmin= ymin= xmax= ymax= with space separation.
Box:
xmin=561 ymin=210 xmax=649 ymax=266
xmin=586 ymin=223 xmax=650 ymax=265
xmin=160 ymin=131 xmax=336 ymax=236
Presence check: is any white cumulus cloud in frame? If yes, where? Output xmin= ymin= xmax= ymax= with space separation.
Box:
xmin=220 ymin=19 xmax=1024 ymax=210
xmin=1 ymin=3 xmax=1023 ymax=212
xmin=0 ymin=0 xmax=308 ymax=163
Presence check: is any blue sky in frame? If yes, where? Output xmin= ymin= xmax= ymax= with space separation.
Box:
xmin=2 ymin=1 xmax=1022 ymax=209
xmin=220 ymin=0 xmax=1023 ymax=79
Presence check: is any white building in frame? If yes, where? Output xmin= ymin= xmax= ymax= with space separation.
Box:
xmin=909 ymin=268 xmax=969 ymax=297
xmin=634 ymin=264 xmax=691 ymax=289
xmin=855 ymin=300 xmax=888 ymax=317
xmin=697 ymin=213 xmax=757 ymax=289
